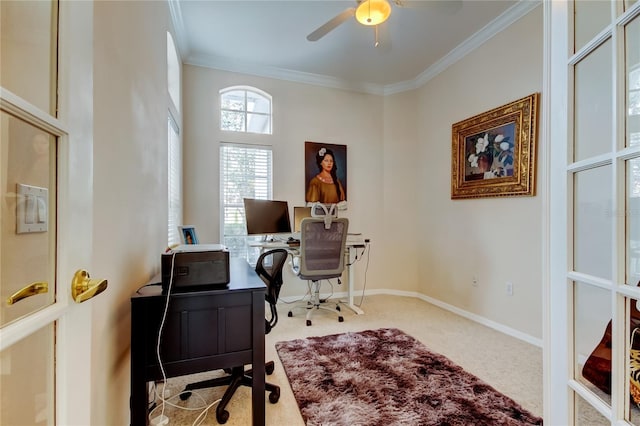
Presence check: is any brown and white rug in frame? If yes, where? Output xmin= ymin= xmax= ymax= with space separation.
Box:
xmin=275 ymin=327 xmax=542 ymax=426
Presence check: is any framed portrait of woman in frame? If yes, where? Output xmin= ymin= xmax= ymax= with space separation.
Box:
xmin=304 ymin=141 xmax=347 ymax=206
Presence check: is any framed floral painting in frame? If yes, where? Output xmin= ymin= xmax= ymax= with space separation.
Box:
xmin=451 ymin=93 xmax=539 ymax=199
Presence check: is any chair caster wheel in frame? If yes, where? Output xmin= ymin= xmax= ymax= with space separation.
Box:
xmin=288 ymin=311 xmax=293 ymax=317
xmin=266 ymin=364 xmax=275 ymax=375
xmin=216 ymin=409 xmax=230 ymax=424
xmin=306 ymin=320 xmax=312 ymax=326
xmin=338 ymin=316 xmax=344 ymax=322
xmin=269 ymin=388 xmax=280 ymax=403
xmin=179 ymin=390 xmax=191 ymax=401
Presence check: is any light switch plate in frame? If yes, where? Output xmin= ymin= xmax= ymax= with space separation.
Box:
xmin=16 ymin=183 xmax=48 ymax=233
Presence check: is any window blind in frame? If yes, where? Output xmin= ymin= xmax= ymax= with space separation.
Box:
xmin=220 ymin=143 xmax=272 ymax=259
xmin=168 ymin=115 xmax=182 ymax=246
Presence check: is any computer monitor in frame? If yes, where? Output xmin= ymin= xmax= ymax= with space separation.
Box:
xmin=243 ymin=198 xmax=292 ymax=236
xmin=293 ymin=207 xmax=312 ymax=233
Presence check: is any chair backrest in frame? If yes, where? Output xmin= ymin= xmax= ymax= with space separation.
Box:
xmin=255 ymin=248 xmax=288 ymax=333
xmin=298 ymin=217 xmax=349 ymax=280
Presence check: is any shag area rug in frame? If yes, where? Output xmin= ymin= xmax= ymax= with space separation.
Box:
xmin=275 ymin=328 xmax=542 ymax=426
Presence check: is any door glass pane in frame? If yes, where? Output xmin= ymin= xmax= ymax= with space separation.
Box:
xmin=574 ymin=0 xmax=610 ymax=53
xmin=0 ymin=0 xmax=57 ymax=115
xmin=574 ymin=166 xmax=613 ymax=279
xmin=0 ymin=323 xmax=55 ymax=425
xmin=0 ymin=112 xmax=57 ymax=327
xmin=575 ymin=40 xmax=613 ymax=162
xmin=626 ymin=15 xmax=640 ymax=148
xmin=629 ymin=158 xmax=640 ymax=285
xmin=576 ymin=392 xmax=609 ymax=424
xmin=629 ymin=297 xmax=640 ymax=424
xmin=575 ymin=281 xmax=612 ymax=405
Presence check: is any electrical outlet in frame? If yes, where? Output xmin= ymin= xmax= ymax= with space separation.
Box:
xmin=472 ymin=276 xmax=478 ymax=287
xmin=506 ymin=281 xmax=513 ymax=296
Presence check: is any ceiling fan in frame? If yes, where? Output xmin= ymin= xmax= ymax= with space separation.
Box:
xmin=306 ymin=0 xmax=461 ymax=46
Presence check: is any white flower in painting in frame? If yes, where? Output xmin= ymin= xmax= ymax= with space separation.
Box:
xmin=500 ymin=141 xmax=510 ymax=151
xmin=475 ymin=134 xmax=489 ymax=154
xmin=468 ymin=153 xmax=479 ymax=168
xmin=494 ymin=134 xmax=504 ymax=143
xmin=318 ymin=147 xmax=326 ymax=157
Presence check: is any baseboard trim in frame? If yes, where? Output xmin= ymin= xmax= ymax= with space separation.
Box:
xmin=280 ymin=288 xmax=542 ymax=348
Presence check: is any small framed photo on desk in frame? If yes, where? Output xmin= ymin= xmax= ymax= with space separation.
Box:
xmin=178 ymin=225 xmax=198 ymax=244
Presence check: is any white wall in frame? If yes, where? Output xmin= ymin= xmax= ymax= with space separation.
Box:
xmin=92 ymin=2 xmax=172 ymax=424
xmin=413 ymin=7 xmax=543 ymax=338
xmin=382 ymin=90 xmax=421 ymax=293
xmin=183 ymin=66 xmax=392 ymax=297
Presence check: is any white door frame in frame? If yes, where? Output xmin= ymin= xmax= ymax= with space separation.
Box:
xmin=544 ymin=0 xmax=571 ymax=423
xmin=56 ymin=1 xmax=95 ymax=423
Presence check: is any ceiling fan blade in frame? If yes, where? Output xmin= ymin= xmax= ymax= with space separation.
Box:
xmin=306 ymin=7 xmax=356 ymax=41
xmin=393 ymin=0 xmax=462 ymax=14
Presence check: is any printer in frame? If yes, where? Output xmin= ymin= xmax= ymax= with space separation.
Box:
xmin=161 ymin=244 xmax=230 ymax=293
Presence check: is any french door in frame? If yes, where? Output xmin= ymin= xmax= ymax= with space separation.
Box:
xmin=548 ymin=0 xmax=640 ymax=424
xmin=0 ymin=1 xmax=99 ymax=424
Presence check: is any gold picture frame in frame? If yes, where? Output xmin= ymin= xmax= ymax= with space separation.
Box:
xmin=451 ymin=93 xmax=539 ymax=199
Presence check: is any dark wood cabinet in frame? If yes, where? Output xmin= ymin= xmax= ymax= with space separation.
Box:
xmin=130 ymin=258 xmax=266 ymax=425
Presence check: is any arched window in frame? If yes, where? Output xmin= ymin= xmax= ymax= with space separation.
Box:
xmin=220 ymin=86 xmax=272 ymax=134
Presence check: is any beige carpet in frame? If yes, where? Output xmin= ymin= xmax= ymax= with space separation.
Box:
xmin=149 ymin=294 xmax=543 ymax=425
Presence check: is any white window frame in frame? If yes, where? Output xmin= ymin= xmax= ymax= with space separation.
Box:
xmin=167 ymin=32 xmax=180 ymax=113
xmin=167 ymin=31 xmax=182 ymax=246
xmin=168 ymin=113 xmax=181 ymax=246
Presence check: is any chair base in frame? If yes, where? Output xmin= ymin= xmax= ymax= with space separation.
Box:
xmin=179 ymin=362 xmax=280 ymax=424
xmin=287 ymin=280 xmax=344 ymax=326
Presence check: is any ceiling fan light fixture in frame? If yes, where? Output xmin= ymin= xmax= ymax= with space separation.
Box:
xmin=355 ymin=0 xmax=391 ymax=26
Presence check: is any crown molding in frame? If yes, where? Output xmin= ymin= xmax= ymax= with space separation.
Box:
xmin=384 ymin=0 xmax=541 ymax=95
xmin=185 ymin=54 xmax=386 ymax=95
xmin=168 ymin=0 xmax=189 ymax=59
xmin=172 ymin=0 xmax=541 ymax=97
xmin=415 ymin=0 xmax=541 ymax=87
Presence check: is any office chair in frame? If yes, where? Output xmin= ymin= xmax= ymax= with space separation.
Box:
xmin=179 ymin=248 xmax=288 ymax=424
xmin=288 ymin=216 xmax=349 ymax=326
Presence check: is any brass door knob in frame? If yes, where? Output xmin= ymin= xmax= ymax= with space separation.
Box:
xmin=7 ymin=282 xmax=48 ymax=305
xmin=71 ymin=270 xmax=107 ymax=303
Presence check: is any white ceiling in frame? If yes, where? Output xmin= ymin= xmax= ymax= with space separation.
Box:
xmin=170 ymin=0 xmax=538 ymax=94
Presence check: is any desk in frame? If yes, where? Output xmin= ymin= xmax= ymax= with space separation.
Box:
xmin=344 ymin=238 xmax=366 ymax=315
xmin=250 ymin=237 xmax=366 ymax=315
xmin=130 ymin=258 xmax=266 ymax=426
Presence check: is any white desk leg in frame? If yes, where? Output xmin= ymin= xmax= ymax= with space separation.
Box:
xmin=341 ymin=247 xmax=364 ymax=315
